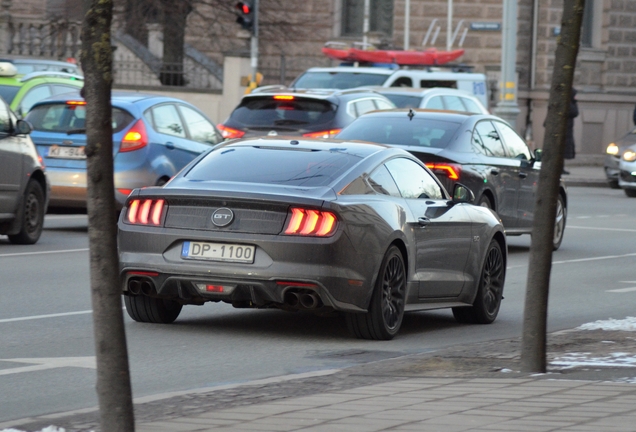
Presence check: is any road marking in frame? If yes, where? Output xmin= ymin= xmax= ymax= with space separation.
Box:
xmin=0 ymin=248 xmax=89 ymax=258
xmin=0 ymin=310 xmax=92 ymax=323
xmin=0 ymin=357 xmax=96 ymax=376
xmin=607 ymin=287 xmax=636 ymax=293
xmin=567 ymin=226 xmax=636 ymax=233
xmin=508 ymin=251 xmax=636 ymax=270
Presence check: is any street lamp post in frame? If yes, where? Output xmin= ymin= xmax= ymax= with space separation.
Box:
xmin=494 ymin=0 xmax=521 ymax=129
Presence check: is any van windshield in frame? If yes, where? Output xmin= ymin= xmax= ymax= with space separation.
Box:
xmin=292 ymin=71 xmax=388 ymax=89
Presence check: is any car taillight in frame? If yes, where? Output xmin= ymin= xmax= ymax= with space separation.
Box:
xmin=126 ymin=199 xmax=166 ymax=226
xmin=121 ymin=119 xmax=148 ymax=152
xmin=425 ymin=163 xmax=461 ymax=180
xmin=283 ymin=207 xmax=337 ymax=237
xmin=302 ymin=129 xmax=342 ymax=139
xmin=217 ymin=124 xmax=245 ymax=139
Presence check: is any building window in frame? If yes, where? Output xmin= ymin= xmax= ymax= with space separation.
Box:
xmin=580 ymin=0 xmax=594 ymax=47
xmin=341 ymin=0 xmax=394 ymax=38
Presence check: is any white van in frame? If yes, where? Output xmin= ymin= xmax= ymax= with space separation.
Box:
xmin=291 ymin=66 xmax=489 ymax=108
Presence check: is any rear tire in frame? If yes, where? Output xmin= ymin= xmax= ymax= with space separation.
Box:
xmin=478 ymin=194 xmax=493 ymax=210
xmin=625 ymin=188 xmax=636 ymax=198
xmin=124 ymin=295 xmax=182 ymax=324
xmin=8 ymin=180 xmax=45 ymax=245
xmin=453 ymin=239 xmax=504 ymax=324
xmin=346 ymin=245 xmax=406 ymax=340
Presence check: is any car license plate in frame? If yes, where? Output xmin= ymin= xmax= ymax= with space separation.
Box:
xmin=181 ymin=241 xmax=255 ymax=263
xmin=48 ymin=145 xmax=86 ymax=159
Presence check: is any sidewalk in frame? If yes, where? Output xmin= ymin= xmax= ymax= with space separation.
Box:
xmin=562 ymin=163 xmax=608 ymax=188
xmin=4 ymin=321 xmax=636 ymax=432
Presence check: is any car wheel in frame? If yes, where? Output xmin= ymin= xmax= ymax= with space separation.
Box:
xmin=608 ymin=179 xmax=620 ymax=189
xmin=346 ymin=245 xmax=406 ymax=340
xmin=478 ymin=194 xmax=493 ymax=210
xmin=552 ymin=194 xmax=567 ymax=251
xmin=8 ymin=181 xmax=45 ymax=245
xmin=625 ymin=189 xmax=636 ymax=198
xmin=453 ymin=239 xmax=504 ymax=324
xmin=124 ymin=294 xmax=182 ymax=324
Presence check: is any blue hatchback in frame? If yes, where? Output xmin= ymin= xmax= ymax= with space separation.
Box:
xmin=26 ymin=91 xmax=223 ymax=208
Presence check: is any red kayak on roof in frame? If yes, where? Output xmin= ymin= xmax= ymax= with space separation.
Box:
xmin=322 ymin=44 xmax=465 ymax=66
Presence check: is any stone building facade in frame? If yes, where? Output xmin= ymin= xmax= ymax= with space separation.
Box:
xmin=1 ymin=0 xmax=635 ymax=160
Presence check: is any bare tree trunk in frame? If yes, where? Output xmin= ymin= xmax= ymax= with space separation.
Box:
xmin=520 ymin=0 xmax=585 ymax=373
xmin=81 ymin=0 xmax=135 ymax=429
xmin=159 ymin=0 xmax=192 ymax=86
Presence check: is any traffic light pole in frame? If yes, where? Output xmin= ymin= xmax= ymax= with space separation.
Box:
xmin=250 ymin=0 xmax=259 ymax=82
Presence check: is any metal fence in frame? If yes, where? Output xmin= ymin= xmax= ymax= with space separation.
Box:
xmin=112 ymin=59 xmax=222 ymax=91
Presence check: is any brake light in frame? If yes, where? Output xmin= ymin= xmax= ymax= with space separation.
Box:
xmin=126 ymin=199 xmax=166 ymax=226
xmin=121 ymin=119 xmax=148 ymax=152
xmin=283 ymin=207 xmax=337 ymax=237
xmin=66 ymin=100 xmax=86 ymax=105
xmin=273 ymin=95 xmax=295 ymax=100
xmin=217 ymin=124 xmax=245 ymax=139
xmin=302 ymin=129 xmax=342 ymax=139
xmin=425 ymin=163 xmax=461 ymax=180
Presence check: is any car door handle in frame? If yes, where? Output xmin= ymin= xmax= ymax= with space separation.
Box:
xmin=491 ymin=169 xmax=499 ymax=176
xmin=166 ymin=142 xmax=175 ymax=150
xmin=519 ymin=172 xmax=528 ymax=179
xmin=418 ymin=217 xmax=430 ymax=227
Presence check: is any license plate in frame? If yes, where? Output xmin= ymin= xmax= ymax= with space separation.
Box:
xmin=181 ymin=241 xmax=255 ymax=263
xmin=48 ymin=145 xmax=86 ymax=159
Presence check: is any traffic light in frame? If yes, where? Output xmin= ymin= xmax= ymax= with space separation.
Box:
xmin=235 ymin=2 xmax=254 ymax=32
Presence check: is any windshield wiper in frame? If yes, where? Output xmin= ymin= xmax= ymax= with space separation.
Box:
xmin=66 ymin=128 xmax=86 ymax=135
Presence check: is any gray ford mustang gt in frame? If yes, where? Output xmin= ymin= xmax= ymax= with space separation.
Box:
xmin=118 ymin=137 xmax=507 ymax=340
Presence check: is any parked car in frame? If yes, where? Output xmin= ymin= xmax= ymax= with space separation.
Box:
xmin=25 ymin=91 xmax=224 ymax=209
xmin=0 ymin=61 xmax=83 ymax=117
xmin=336 ymin=109 xmax=568 ymax=250
xmin=291 ymin=66 xmax=489 ymax=107
xmin=361 ymin=87 xmax=489 ymax=114
xmin=605 ymin=127 xmax=636 ymax=189
xmin=0 ymin=58 xmax=81 ymax=76
xmin=217 ymin=88 xmax=395 ymax=139
xmin=0 ymin=97 xmax=49 ymax=244
xmin=118 ymin=137 xmax=506 ymax=339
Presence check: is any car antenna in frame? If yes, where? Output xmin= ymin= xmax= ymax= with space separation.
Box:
xmin=407 ymin=109 xmax=415 ymax=121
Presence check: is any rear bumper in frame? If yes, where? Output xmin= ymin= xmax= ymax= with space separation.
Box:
xmin=118 ymin=223 xmax=382 ymax=312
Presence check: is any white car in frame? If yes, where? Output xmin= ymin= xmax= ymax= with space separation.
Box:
xmin=359 ymin=87 xmax=489 ymax=114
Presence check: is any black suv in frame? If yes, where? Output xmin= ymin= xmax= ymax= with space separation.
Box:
xmin=0 ymin=98 xmax=48 ymax=244
xmin=217 ymin=88 xmax=395 ymax=139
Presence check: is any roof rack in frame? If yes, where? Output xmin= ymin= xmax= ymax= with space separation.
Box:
xmin=20 ymin=71 xmax=84 ymax=82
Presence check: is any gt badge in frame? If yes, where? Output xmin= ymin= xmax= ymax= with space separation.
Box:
xmin=212 ymin=208 xmax=234 ymax=227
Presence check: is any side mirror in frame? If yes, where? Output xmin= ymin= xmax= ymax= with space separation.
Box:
xmin=452 ymin=183 xmax=474 ymax=204
xmin=15 ymin=119 xmax=32 ymax=135
xmin=533 ymin=148 xmax=542 ymax=162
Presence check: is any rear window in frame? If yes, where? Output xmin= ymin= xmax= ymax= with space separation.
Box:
xmin=26 ymin=103 xmax=134 ymax=133
xmin=228 ymin=97 xmax=337 ymax=128
xmin=293 ymin=72 xmax=388 ymax=89
xmin=0 ymin=85 xmax=19 ymax=105
xmin=186 ymin=145 xmax=362 ymax=187
xmin=337 ymin=117 xmax=460 ymax=149
xmin=383 ymin=94 xmax=423 ymax=108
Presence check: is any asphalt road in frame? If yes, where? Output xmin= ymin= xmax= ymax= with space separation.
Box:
xmin=1 ymin=186 xmax=635 ymax=423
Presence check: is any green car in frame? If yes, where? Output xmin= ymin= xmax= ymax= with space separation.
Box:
xmin=0 ymin=61 xmax=83 ymax=117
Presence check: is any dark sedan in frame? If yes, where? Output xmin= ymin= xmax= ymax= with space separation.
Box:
xmin=336 ymin=109 xmax=568 ymax=250
xmin=118 ymin=138 xmax=507 ymax=340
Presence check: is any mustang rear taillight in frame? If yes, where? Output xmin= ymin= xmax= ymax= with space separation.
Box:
xmin=425 ymin=163 xmax=461 ymax=180
xmin=126 ymin=199 xmax=166 ymax=226
xmin=283 ymin=208 xmax=337 ymax=237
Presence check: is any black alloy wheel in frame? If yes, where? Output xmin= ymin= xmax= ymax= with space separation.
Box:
xmin=9 ymin=180 xmax=45 ymax=244
xmin=453 ymin=239 xmax=505 ymax=324
xmin=125 ymin=294 xmax=183 ymax=324
xmin=346 ymin=245 xmax=406 ymax=340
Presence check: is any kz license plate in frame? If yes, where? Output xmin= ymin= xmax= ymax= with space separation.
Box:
xmin=48 ymin=145 xmax=86 ymax=159
xmin=181 ymin=241 xmax=255 ymax=263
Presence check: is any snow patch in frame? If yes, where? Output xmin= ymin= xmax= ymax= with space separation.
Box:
xmin=551 ymin=352 xmax=636 ymax=369
xmin=577 ymin=317 xmax=636 ymax=331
